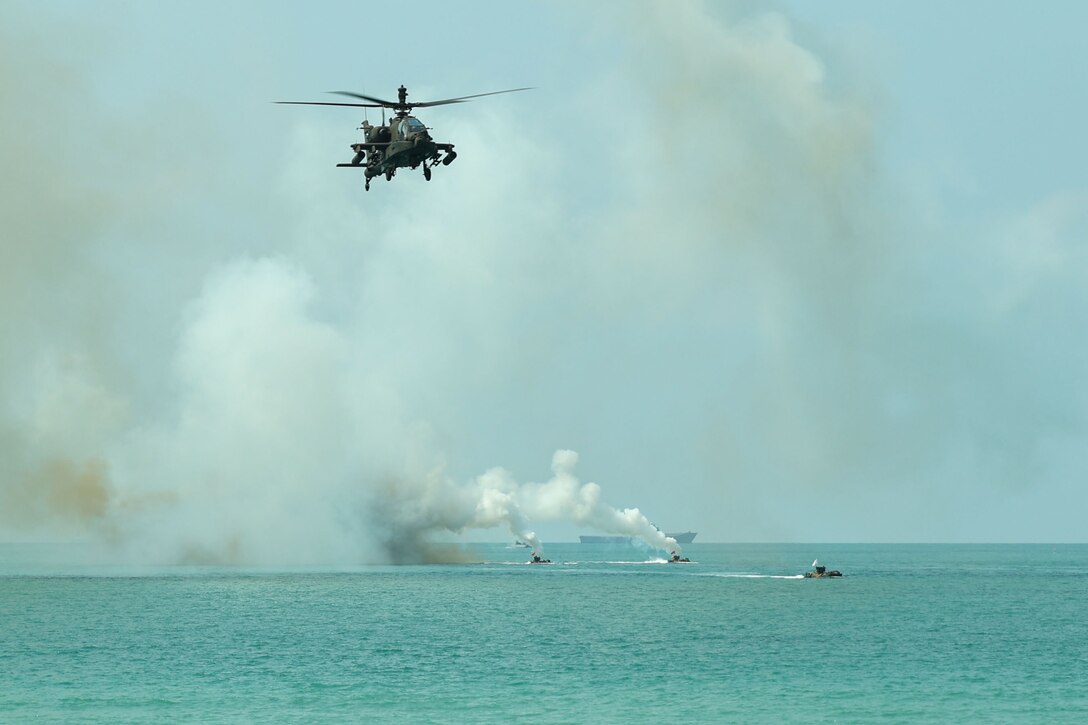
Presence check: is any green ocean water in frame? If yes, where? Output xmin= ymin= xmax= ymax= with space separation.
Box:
xmin=2 ymin=543 xmax=1087 ymax=723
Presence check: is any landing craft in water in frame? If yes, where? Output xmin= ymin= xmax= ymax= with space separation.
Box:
xmin=804 ymin=560 xmax=843 ymax=578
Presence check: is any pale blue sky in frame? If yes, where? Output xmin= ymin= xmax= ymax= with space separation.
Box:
xmin=785 ymin=2 xmax=1088 ymax=211
xmin=3 ymin=1 xmax=1086 ymax=551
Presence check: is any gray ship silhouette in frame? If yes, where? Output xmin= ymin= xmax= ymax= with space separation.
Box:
xmin=578 ymin=531 xmax=697 ymax=544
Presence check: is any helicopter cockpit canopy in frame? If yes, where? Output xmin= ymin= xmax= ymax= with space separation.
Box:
xmin=399 ymin=117 xmax=427 ymax=136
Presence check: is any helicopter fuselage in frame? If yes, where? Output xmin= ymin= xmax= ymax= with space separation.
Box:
xmin=338 ymin=114 xmax=457 ymax=188
xmin=278 ymin=84 xmax=526 ymax=191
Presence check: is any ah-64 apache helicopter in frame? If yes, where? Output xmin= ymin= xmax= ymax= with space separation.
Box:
xmin=276 ymin=85 xmax=530 ymax=191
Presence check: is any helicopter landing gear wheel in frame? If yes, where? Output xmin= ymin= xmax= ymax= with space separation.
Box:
xmin=365 ymin=179 xmax=370 ymax=191
xmin=385 ymin=169 xmax=394 ymax=181
xmin=424 ymin=165 xmax=432 ymax=181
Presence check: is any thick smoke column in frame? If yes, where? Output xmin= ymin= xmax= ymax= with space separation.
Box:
xmin=370 ymin=450 xmax=678 ymax=561
xmin=6 ymin=4 xmax=1085 ymax=556
xmin=518 ymin=450 xmax=680 ymax=553
xmin=395 ymin=465 xmax=543 ymax=554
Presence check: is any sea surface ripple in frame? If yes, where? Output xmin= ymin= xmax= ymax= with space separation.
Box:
xmin=2 ymin=543 xmax=1087 ymax=723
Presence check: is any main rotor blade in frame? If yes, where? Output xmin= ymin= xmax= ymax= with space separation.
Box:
xmin=328 ymin=90 xmax=396 ymax=106
xmin=411 ymin=87 xmax=534 ymax=108
xmin=277 ymin=87 xmax=533 ymax=110
xmin=275 ymin=101 xmax=384 ymax=108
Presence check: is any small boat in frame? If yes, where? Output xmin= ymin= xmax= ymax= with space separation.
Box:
xmin=804 ymin=560 xmax=842 ymax=578
xmin=669 ymin=552 xmax=691 ymax=563
xmin=530 ymin=553 xmax=552 ymax=564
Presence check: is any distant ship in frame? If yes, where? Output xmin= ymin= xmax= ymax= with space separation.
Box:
xmin=579 ymin=531 xmax=697 ymax=544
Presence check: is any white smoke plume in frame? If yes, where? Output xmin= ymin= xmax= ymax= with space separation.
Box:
xmin=5 ymin=1 xmax=1086 ymax=557
xmin=515 ymin=450 xmax=679 ymax=553
xmin=366 ymin=461 xmax=543 ymax=563
xmin=366 ymin=450 xmax=679 ymax=562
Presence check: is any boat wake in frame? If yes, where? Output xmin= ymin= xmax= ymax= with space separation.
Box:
xmin=697 ymin=573 xmax=806 ymax=579
xmin=602 ymin=558 xmax=677 ymax=565
xmin=483 ymin=559 xmax=689 ymax=566
xmin=486 ymin=560 xmax=578 ymax=566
